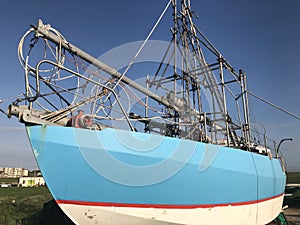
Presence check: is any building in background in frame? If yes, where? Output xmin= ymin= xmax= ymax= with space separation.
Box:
xmin=19 ymin=177 xmax=45 ymax=187
xmin=0 ymin=167 xmax=29 ymax=178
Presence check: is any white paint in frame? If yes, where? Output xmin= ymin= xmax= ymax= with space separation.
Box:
xmin=58 ymin=195 xmax=283 ymax=225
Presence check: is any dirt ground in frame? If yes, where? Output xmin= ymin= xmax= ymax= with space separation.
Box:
xmin=284 ymin=198 xmax=300 ymax=225
xmin=285 ymin=208 xmax=300 ymax=224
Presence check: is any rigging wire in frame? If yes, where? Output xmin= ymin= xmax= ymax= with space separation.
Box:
xmin=107 ymin=0 xmax=172 ymax=96
xmin=247 ymin=90 xmax=300 ymax=121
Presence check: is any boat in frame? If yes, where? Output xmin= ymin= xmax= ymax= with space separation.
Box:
xmin=2 ymin=0 xmax=287 ymax=224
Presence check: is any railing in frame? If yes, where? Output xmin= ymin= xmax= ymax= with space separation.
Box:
xmin=26 ymin=59 xmax=135 ymax=131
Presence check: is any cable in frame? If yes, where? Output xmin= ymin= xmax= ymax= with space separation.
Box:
xmin=247 ymin=90 xmax=300 ymax=121
xmin=103 ymin=0 xmax=172 ymax=105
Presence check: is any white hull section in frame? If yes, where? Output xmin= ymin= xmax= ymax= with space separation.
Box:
xmin=58 ymin=195 xmax=283 ymax=225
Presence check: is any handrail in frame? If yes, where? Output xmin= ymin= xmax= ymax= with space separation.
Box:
xmin=276 ymin=138 xmax=293 ymax=158
xmin=33 ymin=59 xmax=135 ymax=131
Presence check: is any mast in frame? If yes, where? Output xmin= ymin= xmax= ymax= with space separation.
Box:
xmin=239 ymin=69 xmax=251 ymax=146
xmin=243 ymin=72 xmax=251 ymax=144
xmin=172 ymin=0 xmax=177 ymax=85
xmin=172 ymin=0 xmax=179 ymax=133
xmin=219 ymin=55 xmax=230 ymax=145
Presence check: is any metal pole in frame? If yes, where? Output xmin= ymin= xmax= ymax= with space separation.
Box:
xmin=173 ymin=0 xmax=177 ymax=79
xmin=219 ymin=56 xmax=230 ymax=146
xmin=239 ymin=69 xmax=249 ymax=146
xmin=145 ymin=75 xmax=149 ymax=118
xmin=243 ymin=72 xmax=251 ymax=143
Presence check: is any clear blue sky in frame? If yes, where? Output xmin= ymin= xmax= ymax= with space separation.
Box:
xmin=0 ymin=0 xmax=299 ymax=171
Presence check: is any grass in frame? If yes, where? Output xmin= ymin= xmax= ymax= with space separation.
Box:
xmin=287 ymin=172 xmax=300 ymax=184
xmin=0 ymin=178 xmax=18 ymax=184
xmin=286 ymin=173 xmax=300 ymax=200
xmin=0 ymin=186 xmax=53 ymax=225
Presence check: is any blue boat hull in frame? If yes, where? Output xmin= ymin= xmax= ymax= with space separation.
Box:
xmin=26 ymin=125 xmax=286 ymax=224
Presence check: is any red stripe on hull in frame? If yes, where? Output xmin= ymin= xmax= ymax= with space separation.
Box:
xmin=56 ymin=193 xmax=284 ymax=209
